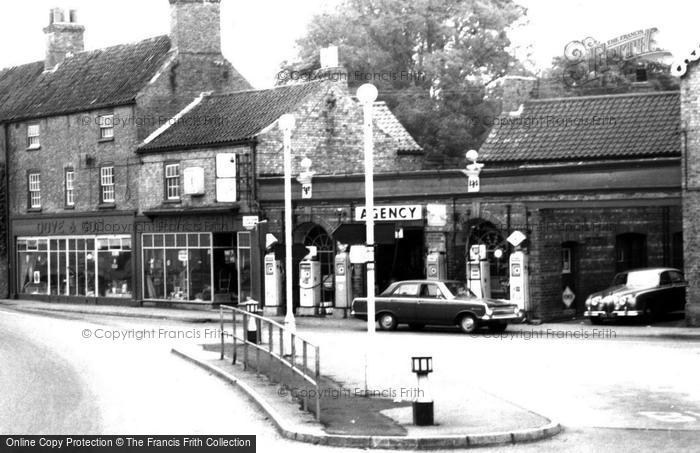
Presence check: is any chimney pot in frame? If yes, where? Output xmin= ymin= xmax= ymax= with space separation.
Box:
xmin=320 ymin=46 xmax=339 ymax=69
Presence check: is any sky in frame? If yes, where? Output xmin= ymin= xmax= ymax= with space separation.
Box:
xmin=0 ymin=0 xmax=698 ymax=88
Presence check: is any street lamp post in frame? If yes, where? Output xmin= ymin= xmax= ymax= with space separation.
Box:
xmin=279 ymin=113 xmax=297 ymax=345
xmin=357 ymin=83 xmax=378 ymax=393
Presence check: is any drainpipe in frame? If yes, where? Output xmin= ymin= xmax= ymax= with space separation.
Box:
xmin=2 ymin=122 xmax=12 ymax=298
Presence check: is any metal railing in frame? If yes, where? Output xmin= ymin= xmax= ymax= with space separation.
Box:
xmin=219 ymin=302 xmax=321 ymax=421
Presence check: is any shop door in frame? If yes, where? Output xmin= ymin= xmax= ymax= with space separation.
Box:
xmin=375 ymin=228 xmax=424 ymax=292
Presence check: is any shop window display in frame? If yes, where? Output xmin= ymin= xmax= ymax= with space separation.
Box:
xmin=17 ymin=235 xmax=130 ymax=298
xmin=142 ymin=233 xmax=213 ymax=302
xmin=17 ymin=239 xmax=49 ymax=294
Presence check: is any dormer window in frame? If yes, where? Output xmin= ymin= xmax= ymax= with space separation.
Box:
xmin=27 ymin=124 xmax=40 ymax=149
xmin=98 ymin=114 xmax=114 ymax=140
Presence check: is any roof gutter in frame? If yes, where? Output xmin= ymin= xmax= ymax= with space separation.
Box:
xmin=0 ymin=99 xmax=137 ymax=125
xmin=136 ymin=137 xmax=256 ymax=154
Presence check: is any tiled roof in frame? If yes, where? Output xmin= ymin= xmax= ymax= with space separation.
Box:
xmin=140 ymin=82 xmax=327 ymax=151
xmin=0 ymin=35 xmax=184 ymax=122
xmin=141 ymin=82 xmax=425 ymax=153
xmin=479 ymin=91 xmax=680 ymax=163
xmin=373 ymin=101 xmax=422 ymax=153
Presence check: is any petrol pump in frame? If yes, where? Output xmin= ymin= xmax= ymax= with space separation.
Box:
xmin=425 ymin=249 xmax=446 ymax=281
xmin=509 ymin=249 xmax=529 ymax=314
xmin=299 ymin=246 xmax=321 ymax=316
xmin=334 ymin=244 xmax=352 ymax=317
xmin=466 ymin=244 xmax=491 ymax=298
xmin=263 ymin=252 xmax=284 ymax=316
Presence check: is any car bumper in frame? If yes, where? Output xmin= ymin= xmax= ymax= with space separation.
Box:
xmin=585 ymin=309 xmax=641 ymax=318
xmin=481 ymin=313 xmax=523 ymax=322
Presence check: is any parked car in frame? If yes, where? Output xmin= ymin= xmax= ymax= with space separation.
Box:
xmin=584 ymin=268 xmax=687 ymax=324
xmin=350 ymin=280 xmax=523 ymax=333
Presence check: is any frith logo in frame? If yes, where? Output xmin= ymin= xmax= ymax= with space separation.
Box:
xmin=562 ymin=28 xmax=669 ymax=87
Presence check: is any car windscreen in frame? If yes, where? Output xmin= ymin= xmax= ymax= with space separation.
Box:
xmin=444 ymin=282 xmax=476 ymax=299
xmin=612 ymin=273 xmax=627 ymax=286
xmin=624 ymin=270 xmax=660 ymax=287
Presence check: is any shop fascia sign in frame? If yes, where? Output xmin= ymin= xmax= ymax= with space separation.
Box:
xmin=354 ymin=205 xmax=422 ymax=222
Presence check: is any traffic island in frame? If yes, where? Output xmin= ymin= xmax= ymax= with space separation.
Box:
xmin=173 ymin=344 xmax=561 ymax=449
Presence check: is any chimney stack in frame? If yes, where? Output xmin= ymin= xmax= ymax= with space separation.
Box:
xmin=43 ymin=8 xmax=84 ymax=70
xmin=312 ymin=46 xmax=348 ymax=91
xmin=169 ymin=0 xmax=222 ymax=54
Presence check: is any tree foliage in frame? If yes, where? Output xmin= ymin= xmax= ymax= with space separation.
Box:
xmin=280 ymin=0 xmax=528 ymax=166
xmin=539 ymin=52 xmax=679 ymax=98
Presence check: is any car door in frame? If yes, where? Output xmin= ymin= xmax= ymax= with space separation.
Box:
xmin=385 ymin=282 xmax=419 ymax=322
xmin=656 ymin=271 xmax=675 ymax=315
xmin=667 ymin=270 xmax=687 ymax=312
xmin=415 ymin=283 xmax=451 ymax=325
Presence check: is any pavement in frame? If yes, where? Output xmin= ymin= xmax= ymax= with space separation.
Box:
xmin=3 ymin=298 xmax=700 ymax=339
xmin=173 ymin=344 xmax=560 ymax=449
xmin=0 ymin=299 xmax=222 ymax=323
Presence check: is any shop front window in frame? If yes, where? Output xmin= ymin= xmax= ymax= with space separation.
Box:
xmin=142 ymin=233 xmax=213 ymax=302
xmin=98 ymin=237 xmax=132 ymax=297
xmin=18 ymin=236 xmax=129 ymax=298
xmin=17 ymin=239 xmax=49 ymax=294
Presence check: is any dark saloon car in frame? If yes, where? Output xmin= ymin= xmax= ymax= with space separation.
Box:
xmin=584 ymin=268 xmax=687 ymax=324
xmin=351 ymin=280 xmax=522 ymax=333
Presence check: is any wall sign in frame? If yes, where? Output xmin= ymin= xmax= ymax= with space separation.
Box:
xmin=562 ymin=286 xmax=575 ymax=308
xmin=242 ymin=216 xmax=259 ymax=230
xmin=354 ymin=205 xmax=422 ymax=222
xmin=426 ymin=204 xmax=447 ymax=227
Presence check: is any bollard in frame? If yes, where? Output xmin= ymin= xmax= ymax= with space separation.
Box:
xmin=245 ymin=300 xmax=260 ymax=344
xmin=411 ymin=356 xmax=434 ymax=426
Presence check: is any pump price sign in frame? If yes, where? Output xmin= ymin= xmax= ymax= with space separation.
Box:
xmin=467 ymin=175 xmax=480 ymax=192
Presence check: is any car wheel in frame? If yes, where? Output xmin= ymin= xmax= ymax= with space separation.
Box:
xmin=643 ymin=306 xmax=655 ymax=325
xmin=487 ymin=323 xmax=507 ymax=333
xmin=378 ymin=313 xmax=398 ymax=331
xmin=408 ymin=323 xmax=425 ymax=331
xmin=458 ymin=315 xmax=478 ymax=334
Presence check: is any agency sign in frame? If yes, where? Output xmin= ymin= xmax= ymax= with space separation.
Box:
xmin=354 ymin=205 xmax=422 ymax=222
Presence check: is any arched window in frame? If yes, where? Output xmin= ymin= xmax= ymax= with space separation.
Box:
xmin=467 ymin=220 xmax=509 ymax=299
xmin=298 ymin=223 xmax=335 ymax=304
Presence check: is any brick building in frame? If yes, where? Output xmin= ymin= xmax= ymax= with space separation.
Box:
xmin=255 ymin=90 xmax=682 ymax=320
xmin=137 ymin=72 xmax=423 ymax=311
xmin=0 ymin=1 xmax=250 ymax=304
xmin=679 ymin=57 xmax=700 ymax=326
xmin=0 ymin=3 xmax=688 ymax=323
